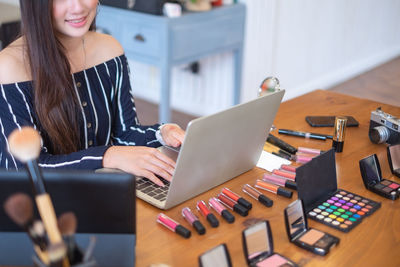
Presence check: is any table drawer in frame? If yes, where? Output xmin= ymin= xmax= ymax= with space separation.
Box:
xmin=171 ymin=15 xmax=244 ymax=61
xmin=121 ymin=24 xmax=161 ymax=59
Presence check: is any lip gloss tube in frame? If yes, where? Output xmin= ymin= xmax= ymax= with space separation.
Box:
xmin=294 ymin=154 xmax=312 ymax=163
xmin=263 ymin=173 xmax=297 ymax=190
xmin=209 ymin=197 xmax=235 ymax=223
xmin=217 ymin=193 xmax=248 ymax=217
xmin=221 ymin=188 xmax=252 ymax=210
xmin=298 ymin=146 xmax=323 ymax=155
xmin=157 ymin=213 xmax=191 ymax=238
xmin=280 ymin=164 xmax=296 ymax=173
xmin=182 ymin=207 xmax=206 ymax=235
xmin=242 ymin=184 xmax=273 ymax=207
xmin=196 ymin=200 xmax=219 ymax=228
xmin=255 ymin=180 xmax=293 ymax=198
xmin=272 ymin=169 xmax=296 ymax=181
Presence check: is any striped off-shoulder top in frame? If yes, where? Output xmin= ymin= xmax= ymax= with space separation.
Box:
xmin=0 ymin=54 xmax=161 ymax=170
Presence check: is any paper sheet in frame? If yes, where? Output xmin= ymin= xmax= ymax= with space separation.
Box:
xmin=256 ymin=150 xmax=291 ymax=172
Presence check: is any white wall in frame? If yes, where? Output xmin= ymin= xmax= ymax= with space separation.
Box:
xmin=2 ymin=0 xmax=400 ymax=115
xmin=240 ymin=0 xmax=400 ymax=102
xmin=0 ymin=0 xmax=17 ymax=5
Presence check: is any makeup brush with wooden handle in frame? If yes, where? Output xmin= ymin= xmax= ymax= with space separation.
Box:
xmin=8 ymin=126 xmax=69 ymax=266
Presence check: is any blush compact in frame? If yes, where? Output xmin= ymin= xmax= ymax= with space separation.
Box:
xmin=242 ymin=220 xmax=297 ymax=267
xmin=359 ymin=154 xmax=400 ymax=200
xmin=284 ymin=199 xmax=339 ymax=256
xmin=388 ymin=144 xmax=400 ymax=178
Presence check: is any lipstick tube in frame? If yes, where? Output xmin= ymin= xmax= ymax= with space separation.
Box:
xmin=208 ymin=197 xmax=235 ymax=223
xmin=196 ymin=200 xmax=219 ymax=228
xmin=221 ymin=188 xmax=252 ymax=210
xmin=332 ymin=116 xmax=347 ymax=152
xmin=280 ymin=164 xmax=296 ymax=173
xmin=263 ymin=173 xmax=297 ymax=190
xmin=242 ymin=184 xmax=273 ymax=207
xmin=182 ymin=207 xmax=206 ymax=235
xmin=217 ymin=193 xmax=248 ymax=217
xmin=272 ymin=169 xmax=296 ymax=181
xmin=255 ymin=180 xmax=293 ymax=198
xmin=157 ymin=213 xmax=191 ymax=238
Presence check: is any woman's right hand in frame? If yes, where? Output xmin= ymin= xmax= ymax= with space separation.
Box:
xmin=103 ymin=146 xmax=176 ymax=187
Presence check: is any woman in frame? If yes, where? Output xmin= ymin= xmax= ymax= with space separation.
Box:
xmin=0 ymin=0 xmax=184 ymax=186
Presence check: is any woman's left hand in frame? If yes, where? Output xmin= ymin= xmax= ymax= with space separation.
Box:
xmin=161 ymin=124 xmax=185 ymax=147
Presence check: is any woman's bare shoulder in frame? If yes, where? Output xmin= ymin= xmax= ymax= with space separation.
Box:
xmin=85 ymin=31 xmax=124 ymax=66
xmin=0 ymin=38 xmax=30 ymax=84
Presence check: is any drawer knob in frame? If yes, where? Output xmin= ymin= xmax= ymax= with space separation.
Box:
xmin=134 ymin=34 xmax=145 ymax=42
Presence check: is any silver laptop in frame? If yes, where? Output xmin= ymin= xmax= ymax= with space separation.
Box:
xmin=136 ymin=90 xmax=285 ymax=209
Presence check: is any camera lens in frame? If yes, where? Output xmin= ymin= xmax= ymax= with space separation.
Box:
xmin=369 ymin=126 xmax=390 ymax=144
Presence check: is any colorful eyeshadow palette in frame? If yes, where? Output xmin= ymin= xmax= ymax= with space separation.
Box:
xmin=306 ymin=189 xmax=381 ymax=232
xmin=296 ymin=149 xmax=381 ymax=233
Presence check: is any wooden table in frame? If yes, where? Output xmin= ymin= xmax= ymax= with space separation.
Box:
xmin=135 ymin=90 xmax=400 ymax=267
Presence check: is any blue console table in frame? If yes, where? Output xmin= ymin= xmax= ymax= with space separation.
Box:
xmin=97 ymin=4 xmax=246 ymax=122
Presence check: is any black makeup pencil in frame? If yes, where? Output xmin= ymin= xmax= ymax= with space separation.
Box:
xmin=3 ymin=193 xmax=49 ymax=264
xmin=8 ymin=127 xmax=69 ymax=267
xmin=58 ymin=212 xmax=83 ymax=264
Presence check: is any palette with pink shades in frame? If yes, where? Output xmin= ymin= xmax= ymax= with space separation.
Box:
xmin=242 ymin=220 xmax=297 ymax=267
xmin=359 ymin=154 xmax=400 ymax=200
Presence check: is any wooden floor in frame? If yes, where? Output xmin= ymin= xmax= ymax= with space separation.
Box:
xmin=135 ymin=56 xmax=400 ymax=128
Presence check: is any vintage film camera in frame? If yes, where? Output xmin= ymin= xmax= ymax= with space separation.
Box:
xmin=369 ymin=107 xmax=400 ymax=145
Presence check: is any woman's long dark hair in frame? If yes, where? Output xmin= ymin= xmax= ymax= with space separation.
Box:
xmin=19 ymin=0 xmax=95 ymax=154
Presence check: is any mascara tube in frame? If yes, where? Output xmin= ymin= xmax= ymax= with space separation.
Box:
xmin=267 ymin=134 xmax=298 ymax=154
xmin=242 ymin=184 xmax=273 ymax=207
xmin=209 ymin=197 xmax=235 ymax=223
xmin=332 ymin=117 xmax=347 ymax=152
xmin=196 ymin=200 xmax=219 ymax=228
xmin=182 ymin=207 xmax=206 ymax=235
xmin=157 ymin=213 xmax=191 ymax=238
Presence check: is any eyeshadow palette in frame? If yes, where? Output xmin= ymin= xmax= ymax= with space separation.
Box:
xmin=359 ymin=154 xmax=400 ymax=200
xmin=388 ymin=144 xmax=400 ymax=178
xmin=306 ymin=189 xmax=381 ymax=232
xmin=296 ymin=149 xmax=381 ymax=233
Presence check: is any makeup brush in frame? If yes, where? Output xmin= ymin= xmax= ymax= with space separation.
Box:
xmin=8 ymin=127 xmax=69 ymax=266
xmin=58 ymin=212 xmax=83 ymax=264
xmin=3 ymin=193 xmax=49 ymax=264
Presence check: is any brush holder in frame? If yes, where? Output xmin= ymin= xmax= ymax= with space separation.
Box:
xmin=33 ymin=237 xmax=97 ymax=267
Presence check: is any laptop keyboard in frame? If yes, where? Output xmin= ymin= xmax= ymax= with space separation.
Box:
xmin=136 ymin=177 xmax=170 ymax=202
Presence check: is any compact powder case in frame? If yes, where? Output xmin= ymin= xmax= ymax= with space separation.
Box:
xmin=388 ymin=144 xmax=400 ymax=178
xmin=284 ymin=199 xmax=340 ymax=256
xmin=359 ymin=154 xmax=400 ymax=200
xmin=198 ymin=243 xmax=232 ymax=267
xmin=242 ymin=220 xmax=297 ymax=267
